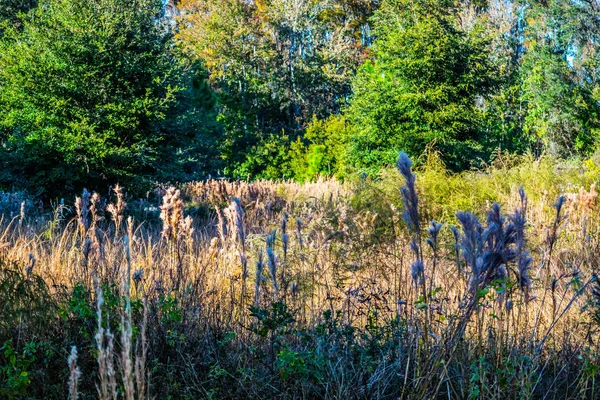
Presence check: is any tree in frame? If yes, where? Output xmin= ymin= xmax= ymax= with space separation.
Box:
xmin=517 ymin=0 xmax=600 ymax=155
xmin=176 ymin=0 xmax=374 ymax=177
xmin=0 ymin=0 xmax=219 ymax=196
xmin=520 ymin=42 xmax=599 ymax=155
xmin=342 ymin=0 xmax=500 ymax=173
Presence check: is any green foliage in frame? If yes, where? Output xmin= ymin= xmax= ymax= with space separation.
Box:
xmin=288 ymin=115 xmax=349 ymax=181
xmin=3 ymin=0 xmax=600 ymax=192
xmin=157 ymin=293 xmax=183 ymax=326
xmin=0 ymin=0 xmax=37 ymax=33
xmin=177 ymin=0 xmax=374 ymax=177
xmin=355 ymin=151 xmax=600 ymax=224
xmin=0 ymin=260 xmax=57 ymax=338
xmin=249 ymin=302 xmax=295 ymax=338
xmin=235 ymin=133 xmax=296 ymax=180
xmin=0 ymin=0 xmax=220 ymax=197
xmin=342 ymin=0 xmax=500 ymax=173
xmin=0 ymin=341 xmax=35 ymax=398
xmin=519 ymin=12 xmax=600 ymax=155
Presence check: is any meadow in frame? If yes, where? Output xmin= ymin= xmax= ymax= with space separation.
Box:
xmin=2 ymin=153 xmax=600 ymax=399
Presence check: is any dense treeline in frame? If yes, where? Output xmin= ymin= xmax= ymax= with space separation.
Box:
xmin=1 ymin=0 xmax=600 ymax=195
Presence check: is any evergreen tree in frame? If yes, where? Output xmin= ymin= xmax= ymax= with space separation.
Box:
xmin=0 ymin=0 xmax=219 ymax=196
xmin=343 ymin=0 xmax=500 ymax=173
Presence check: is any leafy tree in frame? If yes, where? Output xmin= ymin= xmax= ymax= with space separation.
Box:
xmin=0 ymin=0 xmax=219 ymax=196
xmin=520 ymin=43 xmax=599 ymax=155
xmin=517 ymin=0 xmax=600 ymax=156
xmin=177 ymin=0 xmax=374 ymax=177
xmin=342 ymin=0 xmax=501 ymax=173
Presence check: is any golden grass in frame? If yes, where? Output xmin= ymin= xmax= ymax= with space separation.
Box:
xmin=3 ymin=155 xmax=600 ymax=398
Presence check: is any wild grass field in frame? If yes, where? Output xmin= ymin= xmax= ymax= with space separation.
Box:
xmin=3 ymin=153 xmax=600 ymax=399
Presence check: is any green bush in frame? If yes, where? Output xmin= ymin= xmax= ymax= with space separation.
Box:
xmin=288 ymin=115 xmax=349 ymax=181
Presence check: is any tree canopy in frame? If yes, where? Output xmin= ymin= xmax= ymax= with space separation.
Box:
xmin=0 ymin=0 xmax=219 ymax=196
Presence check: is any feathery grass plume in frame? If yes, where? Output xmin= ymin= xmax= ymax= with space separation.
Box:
xmin=88 ymin=194 xmax=106 ymax=269
xmin=511 ymin=188 xmax=533 ymax=301
xmin=485 ymin=203 xmax=503 ymax=243
xmin=281 ymin=212 xmax=289 ymax=262
xmin=426 ymin=221 xmax=443 ymax=251
xmin=19 ymin=201 xmax=25 ymax=227
xmin=223 ymin=198 xmax=244 ymax=243
xmin=105 ymin=324 xmax=117 ymax=398
xmin=426 ymin=221 xmax=443 ymax=290
xmin=89 ymin=192 xmax=102 ymax=227
xmin=89 ymin=232 xmax=104 ymax=272
xmin=179 ymin=215 xmax=195 ymax=254
xmin=397 ymin=152 xmax=420 ymax=237
xmin=124 ymin=234 xmax=132 ymax=295
xmin=94 ymin=279 xmax=109 ymax=399
xmin=295 ymin=217 xmax=303 ymax=249
xmin=58 ymin=198 xmax=65 ymax=221
xmin=224 ymin=197 xmax=247 ymax=283
xmin=457 ymin=203 xmax=531 ymax=298
xmin=281 ymin=212 xmax=288 ymax=236
xmin=518 ymin=186 xmax=528 ymax=211
xmin=215 ymin=207 xmax=227 ymax=244
xmin=75 ymin=188 xmax=91 ymax=233
xmin=179 ymin=215 xmax=194 ymax=238
xmin=447 ymin=203 xmax=534 ymax=362
xmin=25 ymin=253 xmax=36 ymax=280
xmin=397 ymin=152 xmax=424 ymax=287
xmin=266 ymin=230 xmax=279 ymax=296
xmin=68 ymin=346 xmax=81 ymax=399
xmin=208 ymin=237 xmax=219 ymax=261
xmin=255 ymin=249 xmax=265 ymax=306
xmin=450 ymin=225 xmax=462 ymax=274
xmin=281 ymin=212 xmax=288 ymax=232
xmin=546 ymin=195 xmax=566 ymax=264
xmin=225 ymin=197 xmax=245 ymax=245
xmin=484 ymin=205 xmax=512 ymax=276
xmin=82 ymin=238 xmax=92 ymax=263
xmin=94 ymin=277 xmax=118 ymax=400
xmin=107 ymin=184 xmax=127 ymax=234
xmin=159 ymin=187 xmax=184 ymax=241
xmin=282 ymin=232 xmax=289 ymax=263
xmin=121 ymin=235 xmax=135 ymax=400
xmin=411 ymin=260 xmax=424 ymax=285
xmin=456 ymin=212 xmax=483 ymax=281
xmin=127 ymin=216 xmax=134 ymax=239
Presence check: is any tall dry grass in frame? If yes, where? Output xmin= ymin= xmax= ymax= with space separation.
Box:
xmin=2 ymin=154 xmax=600 ymax=398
